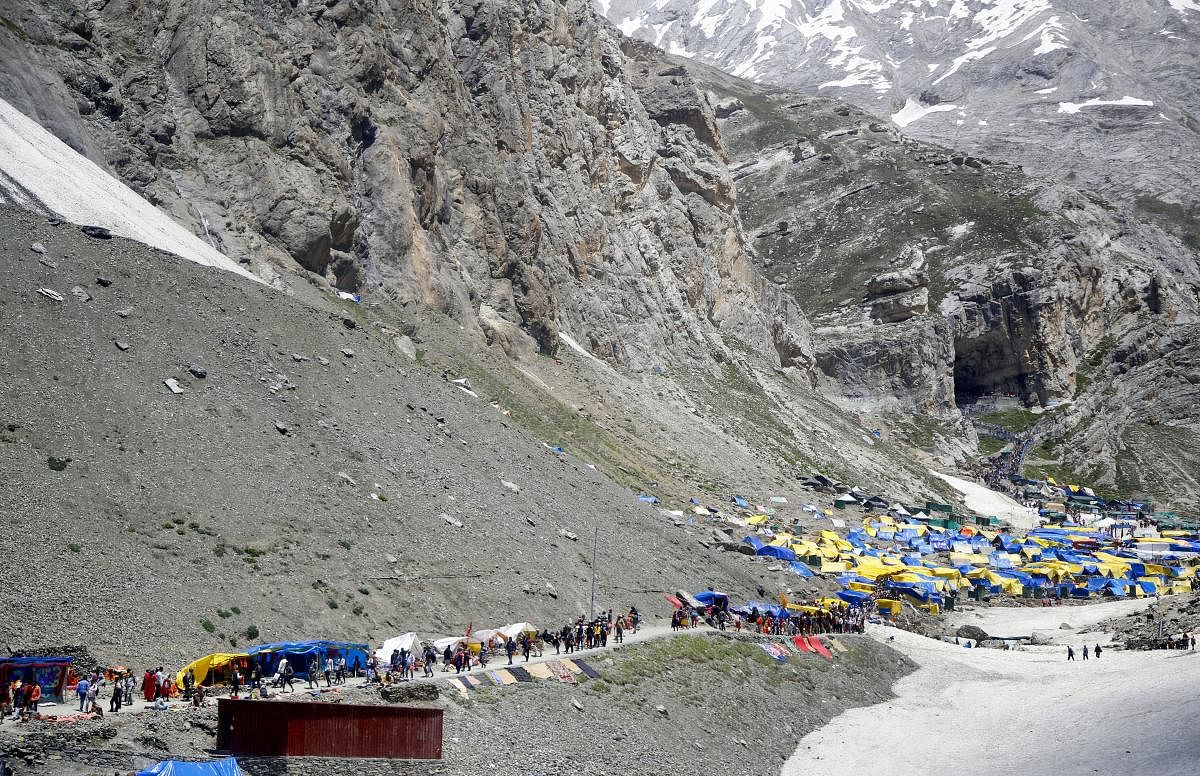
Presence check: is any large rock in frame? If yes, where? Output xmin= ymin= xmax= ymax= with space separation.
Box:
xmin=956 ymin=624 xmax=989 ymax=642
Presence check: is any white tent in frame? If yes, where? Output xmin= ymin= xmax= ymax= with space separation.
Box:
xmin=375 ymin=632 xmax=419 ymax=662
xmin=499 ymin=622 xmax=538 ymax=639
xmin=432 ymin=636 xmax=467 ymax=653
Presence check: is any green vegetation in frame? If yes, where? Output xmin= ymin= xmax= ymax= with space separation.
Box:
xmin=213 ymin=544 xmax=226 ymax=558
xmin=980 ymin=407 xmax=1041 ymax=433
xmin=978 ymin=436 xmax=1007 ymax=456
xmin=231 ymin=606 xmax=241 ymax=615
xmin=46 ymin=456 xmax=71 ymax=471
xmin=201 ymin=619 xmax=216 ymax=633
xmin=337 ymin=539 xmax=352 ymax=550
xmin=244 ymin=625 xmax=259 ymax=640
xmin=217 ymin=609 xmax=233 ymax=619
xmin=67 ymin=542 xmax=81 ymax=553
xmin=352 ymin=604 xmax=365 ymax=616
xmin=327 ymin=599 xmax=339 ymax=609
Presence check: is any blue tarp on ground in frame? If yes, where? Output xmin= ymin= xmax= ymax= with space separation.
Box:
xmin=138 ymin=761 xmax=242 ymax=776
xmin=741 ymin=535 xmax=766 ymax=552
xmin=732 ymin=495 xmax=749 ymax=508
xmin=757 ymin=545 xmax=797 ymax=561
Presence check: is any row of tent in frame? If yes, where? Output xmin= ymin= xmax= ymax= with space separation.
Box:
xmin=179 ymin=625 xmax=545 ymax=687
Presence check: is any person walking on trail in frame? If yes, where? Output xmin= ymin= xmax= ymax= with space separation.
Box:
xmin=323 ymin=656 xmax=334 ymax=687
xmin=109 ymin=677 xmax=123 ymax=714
xmin=279 ymin=657 xmax=295 ymax=693
xmin=614 ymin=618 xmax=624 ymax=644
xmin=76 ymin=676 xmax=90 ymax=712
xmin=1066 ymin=646 xmax=1075 ymax=661
xmin=423 ymin=645 xmax=437 ymax=678
xmin=1094 ymin=643 xmax=1102 ymax=659
xmin=307 ymin=658 xmax=320 ymax=689
xmin=1082 ymin=645 xmax=1089 ymax=660
xmin=505 ymin=637 xmax=517 ymax=666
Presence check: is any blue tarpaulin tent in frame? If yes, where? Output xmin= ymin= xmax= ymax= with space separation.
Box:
xmin=693 ymin=590 xmax=730 ymax=609
xmin=247 ymin=641 xmax=369 ymax=679
xmin=741 ymin=535 xmax=766 ymax=552
xmin=137 ymin=761 xmax=243 ymax=776
xmin=789 ymin=561 xmax=815 ymax=578
xmin=756 ymin=545 xmax=797 ymax=561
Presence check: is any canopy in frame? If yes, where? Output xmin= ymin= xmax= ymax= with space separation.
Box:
xmin=757 ymin=544 xmax=797 ymax=561
xmin=137 ymin=760 xmax=243 ymax=776
xmin=247 ymin=641 xmax=369 ymax=678
xmin=374 ymin=633 xmax=419 ymax=663
xmin=693 ymin=590 xmax=730 ymax=609
xmin=176 ymin=653 xmax=248 ymax=688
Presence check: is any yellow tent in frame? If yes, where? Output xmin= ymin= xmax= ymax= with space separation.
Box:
xmin=746 ymin=514 xmax=770 ymax=526
xmin=176 ymin=652 xmax=248 ymax=688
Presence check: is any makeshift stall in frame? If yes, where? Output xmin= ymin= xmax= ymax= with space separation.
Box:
xmin=0 ymin=656 xmax=72 ymax=702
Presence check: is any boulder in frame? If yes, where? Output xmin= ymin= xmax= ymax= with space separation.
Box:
xmin=956 ymin=624 xmax=989 ymax=642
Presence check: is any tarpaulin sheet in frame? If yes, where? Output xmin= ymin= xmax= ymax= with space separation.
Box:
xmin=137 ymin=761 xmax=243 ymax=776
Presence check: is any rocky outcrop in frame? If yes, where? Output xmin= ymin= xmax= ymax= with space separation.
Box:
xmin=0 ymin=0 xmax=801 ymax=373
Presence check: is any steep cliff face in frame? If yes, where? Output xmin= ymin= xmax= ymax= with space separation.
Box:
xmin=0 ymin=0 xmax=807 ymax=372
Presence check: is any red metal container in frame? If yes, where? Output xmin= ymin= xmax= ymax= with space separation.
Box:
xmin=216 ymin=699 xmax=443 ymax=759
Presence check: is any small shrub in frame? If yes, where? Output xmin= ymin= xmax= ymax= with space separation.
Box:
xmin=243 ymin=546 xmax=265 ymax=558
xmin=352 ymin=604 xmax=364 ymax=616
xmin=231 ymin=606 xmax=241 ymax=615
xmin=358 ymin=587 xmax=370 ymax=596
xmin=47 ymin=456 xmax=71 ymax=471
xmin=67 ymin=543 xmax=81 ymax=553
xmin=217 ymin=609 xmax=232 ymax=619
xmin=327 ymin=599 xmax=338 ymax=610
xmin=201 ymin=619 xmax=216 ymax=633
xmin=229 ymin=637 xmax=238 ymax=647
xmin=213 ymin=544 xmax=226 ymax=557
xmin=172 ymin=517 xmax=185 ymax=525
xmin=244 ymin=625 xmax=259 ymax=640
xmin=162 ymin=522 xmax=174 ymax=529
xmin=188 ymin=522 xmax=200 ymax=530
xmin=337 ymin=539 xmax=351 ymax=550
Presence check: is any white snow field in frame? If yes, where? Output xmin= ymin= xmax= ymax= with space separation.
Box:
xmin=784 ymin=600 xmax=1200 ymax=776
xmin=929 ymin=469 xmax=1039 ymax=528
xmin=0 ymin=97 xmax=257 ymax=282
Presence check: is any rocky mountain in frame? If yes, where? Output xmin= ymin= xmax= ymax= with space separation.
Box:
xmin=601 ymin=0 xmax=1200 ymax=217
xmin=670 ymin=50 xmax=1200 ymax=508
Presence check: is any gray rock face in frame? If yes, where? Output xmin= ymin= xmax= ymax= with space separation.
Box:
xmin=602 ymin=0 xmax=1200 ymax=210
xmin=0 ymin=0 xmax=802 ymax=373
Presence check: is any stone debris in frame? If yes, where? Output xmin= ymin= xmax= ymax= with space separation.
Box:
xmin=501 ymin=479 xmax=521 ymax=493
xmin=558 ymin=529 xmax=578 ymax=541
xmin=274 ymin=422 xmax=292 ymax=436
xmin=336 ymin=471 xmax=358 ymax=486
xmin=36 ymin=288 xmax=64 ymax=302
xmin=115 ymin=307 xmax=133 ymax=317
xmin=96 ymin=277 xmax=112 ymax=287
xmin=30 ymin=242 xmax=46 ymax=254
xmin=115 ymin=340 xmax=130 ymax=351
xmin=187 ymin=365 xmax=207 ymax=379
xmin=341 ymin=348 xmax=355 ymax=358
xmin=69 ymin=286 xmax=91 ymax=302
xmin=292 ymin=353 xmax=309 ymax=362
xmin=441 ymin=513 xmax=464 ymax=528
xmin=80 ymin=225 xmax=113 ymax=239
xmin=163 ymin=378 xmax=185 ymax=394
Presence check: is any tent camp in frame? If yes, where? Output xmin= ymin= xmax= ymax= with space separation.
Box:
xmin=137 ymin=760 xmax=243 ymax=776
xmin=247 ymin=641 xmax=369 ymax=679
xmin=176 ymin=653 xmax=249 ymax=688
xmin=693 ymin=590 xmax=730 ymax=610
xmin=0 ymin=656 xmax=72 ymax=702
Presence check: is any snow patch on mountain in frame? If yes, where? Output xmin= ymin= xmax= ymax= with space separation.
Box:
xmin=0 ymin=98 xmax=258 ymax=282
xmin=1057 ymin=95 xmax=1155 ymax=113
xmin=891 ymin=98 xmax=960 ymax=127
